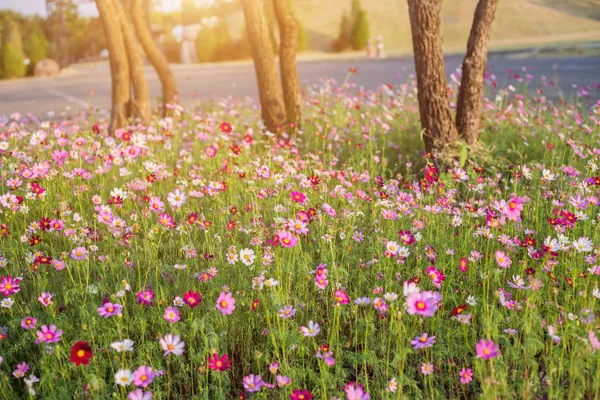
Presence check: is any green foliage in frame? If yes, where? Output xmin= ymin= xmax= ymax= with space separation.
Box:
xmin=297 ymin=18 xmax=309 ymax=51
xmin=350 ymin=3 xmax=370 ymax=50
xmin=1 ymin=22 xmax=25 ymax=79
xmin=28 ymin=29 xmax=49 ymax=66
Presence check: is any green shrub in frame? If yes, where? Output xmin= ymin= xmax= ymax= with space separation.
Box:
xmin=1 ymin=22 xmax=25 ymax=79
xmin=351 ymin=8 xmax=370 ymax=50
xmin=332 ymin=10 xmax=352 ymax=52
xmin=195 ymin=27 xmax=218 ymax=63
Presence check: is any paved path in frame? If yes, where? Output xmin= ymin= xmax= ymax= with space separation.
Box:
xmin=0 ymin=52 xmax=598 ymax=119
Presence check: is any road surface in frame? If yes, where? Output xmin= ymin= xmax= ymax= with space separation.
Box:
xmin=0 ymin=52 xmax=598 ymax=119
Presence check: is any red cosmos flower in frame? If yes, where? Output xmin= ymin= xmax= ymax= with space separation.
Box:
xmin=70 ymin=341 xmax=93 ymax=366
xmin=183 ymin=291 xmax=201 ymax=308
xmin=349 ymin=67 xmax=357 ymax=73
xmin=207 ymin=353 xmax=232 ymax=371
xmin=29 ymin=236 xmax=42 ymax=246
xmin=251 ymin=298 xmax=259 ymax=311
xmin=92 ymin=124 xmax=100 ymax=134
xmin=187 ymin=213 xmax=199 ymax=225
xmin=290 ymin=389 xmax=313 ymax=400
xmin=220 ymin=121 xmax=232 ymax=133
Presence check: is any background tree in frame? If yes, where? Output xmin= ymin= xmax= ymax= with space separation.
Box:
xmin=95 ymin=0 xmax=130 ymax=131
xmin=117 ymin=0 xmax=151 ymax=124
xmin=1 ymin=21 xmax=26 ymax=79
xmin=195 ymin=26 xmax=218 ymax=63
xmin=241 ymin=0 xmax=286 ymax=132
xmin=333 ymin=10 xmax=352 ymax=52
xmin=406 ymin=0 xmax=499 ymax=153
xmin=27 ymin=29 xmax=49 ymax=68
xmin=130 ymin=0 xmax=179 ymax=116
xmin=351 ymin=7 xmax=370 ymax=50
xmin=273 ymin=0 xmax=302 ymax=127
xmin=456 ymin=0 xmax=500 ymax=144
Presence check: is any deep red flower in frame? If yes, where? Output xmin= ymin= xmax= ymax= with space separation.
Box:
xmin=207 ymin=353 xmax=232 ymax=371
xmin=70 ymin=341 xmax=93 ymax=366
xmin=183 ymin=291 xmax=201 ymax=308
xmin=220 ymin=121 xmax=232 ymax=134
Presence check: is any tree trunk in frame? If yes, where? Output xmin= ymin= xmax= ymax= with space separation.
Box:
xmin=96 ymin=0 xmax=130 ymax=132
xmin=241 ymin=0 xmax=286 ymax=133
xmin=130 ymin=0 xmax=179 ymax=116
xmin=117 ymin=0 xmax=151 ymax=124
xmin=456 ymin=0 xmax=499 ymax=144
xmin=273 ymin=0 xmax=302 ymax=128
xmin=407 ymin=0 xmax=457 ymax=153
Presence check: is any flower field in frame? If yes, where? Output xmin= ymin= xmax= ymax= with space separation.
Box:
xmin=0 ymin=70 xmax=600 ymax=399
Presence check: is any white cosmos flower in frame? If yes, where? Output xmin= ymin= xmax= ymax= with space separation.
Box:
xmin=110 ymin=339 xmax=134 ymax=352
xmin=114 ymin=369 xmax=133 ymax=386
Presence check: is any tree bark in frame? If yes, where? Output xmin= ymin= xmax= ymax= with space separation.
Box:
xmin=96 ymin=0 xmax=130 ymax=132
xmin=130 ymin=0 xmax=179 ymax=116
xmin=117 ymin=0 xmax=151 ymax=124
xmin=456 ymin=0 xmax=499 ymax=144
xmin=273 ymin=0 xmax=302 ymax=128
xmin=241 ymin=0 xmax=286 ymax=132
xmin=407 ymin=0 xmax=458 ymax=153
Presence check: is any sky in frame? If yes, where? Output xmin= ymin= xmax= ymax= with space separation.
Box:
xmin=0 ymin=0 xmax=214 ymax=17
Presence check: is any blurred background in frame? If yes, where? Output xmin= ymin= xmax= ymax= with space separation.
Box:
xmin=0 ymin=0 xmax=598 ymax=79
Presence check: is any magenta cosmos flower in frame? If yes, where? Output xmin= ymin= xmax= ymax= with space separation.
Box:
xmin=0 ymin=276 xmax=21 ymax=297
xmin=36 ymin=324 xmax=63 ymax=343
xmin=216 ymin=291 xmax=236 ymax=315
xmin=405 ymin=291 xmax=440 ymax=317
xmin=476 ymin=339 xmax=499 ymax=360
xmin=503 ymin=196 xmax=524 ymax=220
xmin=133 ymin=365 xmax=155 ymax=388
xmin=97 ymin=302 xmax=124 ymax=318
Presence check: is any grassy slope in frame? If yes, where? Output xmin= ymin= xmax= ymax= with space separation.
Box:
xmin=294 ymin=0 xmax=600 ymax=52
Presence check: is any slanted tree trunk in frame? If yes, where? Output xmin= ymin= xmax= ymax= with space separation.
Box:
xmin=241 ymin=0 xmax=286 ymax=132
xmin=273 ymin=0 xmax=301 ymax=128
xmin=130 ymin=0 xmax=179 ymax=116
xmin=407 ymin=0 xmax=458 ymax=153
xmin=117 ymin=0 xmax=151 ymax=124
xmin=96 ymin=0 xmax=130 ymax=132
xmin=456 ymin=0 xmax=499 ymax=144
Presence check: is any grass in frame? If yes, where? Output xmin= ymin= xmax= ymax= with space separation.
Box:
xmin=294 ymin=0 xmax=600 ymax=52
xmin=0 ymin=70 xmax=599 ymax=399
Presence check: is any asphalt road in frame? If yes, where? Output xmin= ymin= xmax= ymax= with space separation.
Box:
xmin=0 ymin=52 xmax=599 ymax=119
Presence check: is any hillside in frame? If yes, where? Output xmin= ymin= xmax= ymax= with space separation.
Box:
xmin=294 ymin=0 xmax=600 ymax=52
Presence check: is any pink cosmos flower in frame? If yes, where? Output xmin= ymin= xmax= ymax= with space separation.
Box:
xmin=373 ymin=297 xmax=388 ymax=313
xmin=344 ymin=381 xmax=371 ymax=400
xmin=299 ymin=320 xmax=320 ymax=337
xmin=38 ymin=292 xmax=53 ymax=307
xmin=334 ymin=289 xmax=350 ymax=305
xmin=98 ymin=302 xmax=124 ymax=318
xmin=459 ymin=368 xmax=473 ymax=384
xmin=405 ymin=291 xmax=440 ymax=317
xmin=133 ymin=366 xmax=155 ymax=388
xmin=128 ymin=389 xmax=153 ymax=400
xmin=322 ymin=203 xmax=337 ymax=217
xmin=163 ymin=306 xmax=180 ymax=323
xmin=36 ymin=324 xmax=63 ymax=343
xmin=0 ymin=275 xmax=21 ymax=297
xmin=70 ymin=246 xmax=89 ymax=260
xmin=21 ymin=316 xmax=37 ymax=330
xmin=242 ymin=374 xmax=264 ymax=392
xmin=476 ymin=339 xmax=499 ymax=360
xmin=495 ymin=250 xmax=512 ymax=268
xmin=216 ymin=291 xmax=236 ymax=315
xmin=277 ymin=230 xmax=298 ymax=248
xmin=503 ymin=196 xmax=524 ymax=221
